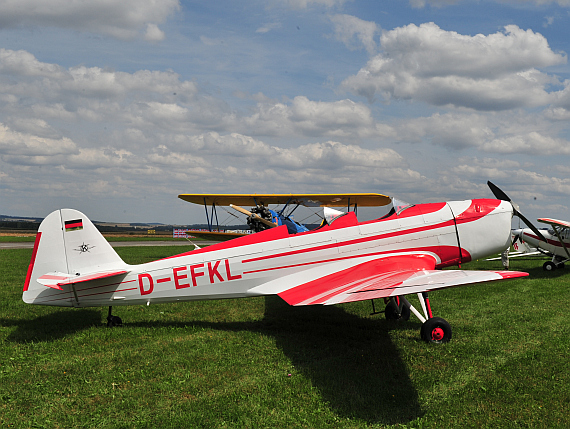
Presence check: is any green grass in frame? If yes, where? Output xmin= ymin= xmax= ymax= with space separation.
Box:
xmin=2 ymin=247 xmax=570 ymax=428
xmin=0 ymin=236 xmax=36 ymax=242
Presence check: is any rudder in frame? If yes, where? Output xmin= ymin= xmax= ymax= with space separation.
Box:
xmin=23 ymin=209 xmax=126 ymax=305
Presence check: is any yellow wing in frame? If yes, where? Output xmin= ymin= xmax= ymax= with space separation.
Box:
xmin=178 ymin=193 xmax=391 ymax=207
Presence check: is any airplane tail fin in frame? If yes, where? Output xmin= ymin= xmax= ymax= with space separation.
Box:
xmin=512 ymin=230 xmax=533 ymax=253
xmin=23 ymin=209 xmax=127 ymax=305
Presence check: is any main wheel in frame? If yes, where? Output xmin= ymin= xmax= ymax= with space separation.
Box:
xmin=384 ymin=300 xmax=410 ymax=321
xmin=543 ymin=261 xmax=556 ymax=271
xmin=420 ymin=317 xmax=452 ymax=343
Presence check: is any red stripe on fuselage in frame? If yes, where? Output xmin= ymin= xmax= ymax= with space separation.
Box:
xmin=242 ymin=218 xmax=457 ymax=264
xmin=242 ymin=245 xmax=469 ymax=276
xmin=525 ymin=232 xmax=567 ymax=248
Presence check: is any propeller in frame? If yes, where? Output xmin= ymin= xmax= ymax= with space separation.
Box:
xmin=229 ymin=204 xmax=278 ymax=229
xmin=487 ymin=181 xmax=547 ymax=242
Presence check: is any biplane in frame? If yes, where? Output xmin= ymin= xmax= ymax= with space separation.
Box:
xmin=177 ymin=193 xmax=392 ymax=238
xmin=24 ymin=183 xmax=532 ymax=343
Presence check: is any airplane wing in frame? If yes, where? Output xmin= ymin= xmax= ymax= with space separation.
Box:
xmin=537 ymin=218 xmax=570 ymax=259
xmin=486 ymin=251 xmax=542 ymax=261
xmin=185 ymin=230 xmax=248 ymax=241
xmin=248 ymin=255 xmax=527 ymax=306
xmin=178 ymin=193 xmax=392 ymax=207
xmin=537 ymin=218 xmax=570 ymax=229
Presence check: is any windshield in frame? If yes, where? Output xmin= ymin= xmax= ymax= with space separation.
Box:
xmin=392 ymin=198 xmax=414 ymax=215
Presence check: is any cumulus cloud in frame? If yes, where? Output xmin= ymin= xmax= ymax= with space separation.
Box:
xmin=481 ymin=132 xmax=570 ymax=155
xmin=329 ymin=14 xmax=379 ymax=55
xmin=256 ymin=23 xmax=282 ymax=34
xmin=284 ymin=0 xmax=349 ymax=9
xmin=341 ymin=23 xmax=566 ymax=110
xmin=411 ymin=0 xmax=570 ymax=7
xmin=144 ymin=23 xmax=166 ymax=42
xmin=0 ymin=49 xmax=422 ymax=201
xmin=0 ymin=123 xmax=77 ymax=157
xmin=239 ymin=96 xmax=391 ymax=139
xmin=0 ymin=0 xmax=179 ymax=40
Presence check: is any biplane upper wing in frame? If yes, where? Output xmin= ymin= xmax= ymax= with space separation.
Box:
xmin=248 ymin=254 xmax=527 ymax=306
xmin=178 ymin=193 xmax=392 ymax=207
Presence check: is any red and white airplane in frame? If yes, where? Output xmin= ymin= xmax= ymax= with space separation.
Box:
xmin=510 ymin=218 xmax=570 ymax=271
xmin=23 ymin=184 xmax=531 ymax=343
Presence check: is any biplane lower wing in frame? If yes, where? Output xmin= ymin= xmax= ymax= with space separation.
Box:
xmin=247 ymin=254 xmax=528 ymax=306
xmin=184 ymin=231 xmax=248 ymax=241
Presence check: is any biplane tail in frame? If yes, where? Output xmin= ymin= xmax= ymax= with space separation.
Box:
xmin=23 ymin=209 xmax=128 ymax=305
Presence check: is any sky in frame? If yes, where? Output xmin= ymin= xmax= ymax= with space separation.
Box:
xmin=1 ymin=0 xmax=570 ymax=226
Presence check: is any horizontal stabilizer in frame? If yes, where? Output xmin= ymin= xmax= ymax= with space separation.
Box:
xmin=37 ymin=270 xmax=128 ymax=290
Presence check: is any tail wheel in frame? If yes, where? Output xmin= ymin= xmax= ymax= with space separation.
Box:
xmin=384 ymin=299 xmax=410 ymax=321
xmin=107 ymin=315 xmax=122 ymax=327
xmin=421 ymin=317 xmax=452 ymax=344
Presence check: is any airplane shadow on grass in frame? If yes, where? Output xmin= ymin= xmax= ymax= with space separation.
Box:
xmin=259 ymin=296 xmax=424 ymax=425
xmin=3 ymin=309 xmax=101 ymax=343
xmin=172 ymin=296 xmax=422 ymax=425
xmin=3 ymin=297 xmax=423 ymax=425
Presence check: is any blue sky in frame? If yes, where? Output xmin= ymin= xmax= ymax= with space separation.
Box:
xmin=1 ymin=0 xmax=570 ymax=226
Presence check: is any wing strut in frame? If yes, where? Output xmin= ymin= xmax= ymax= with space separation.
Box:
xmin=202 ymin=198 xmax=221 ymax=232
xmin=548 ymin=224 xmax=570 ymax=260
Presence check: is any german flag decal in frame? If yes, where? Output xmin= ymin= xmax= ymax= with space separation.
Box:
xmin=65 ymin=219 xmax=83 ymax=231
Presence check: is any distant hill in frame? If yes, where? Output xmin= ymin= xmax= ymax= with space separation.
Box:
xmin=1 ymin=215 xmax=320 ymax=233
xmin=0 ymin=214 xmax=250 ymax=232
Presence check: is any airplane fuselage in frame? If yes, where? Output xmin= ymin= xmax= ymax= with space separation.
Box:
xmin=515 ymin=228 xmax=570 ymax=259
xmin=24 ymin=199 xmax=513 ymax=308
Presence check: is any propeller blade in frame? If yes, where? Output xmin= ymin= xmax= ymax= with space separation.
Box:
xmin=514 ymin=208 xmax=547 ymax=243
xmin=487 ymin=181 xmax=510 ymax=202
xmin=229 ymin=204 xmax=278 ymax=228
xmin=487 ymin=181 xmax=546 ymax=243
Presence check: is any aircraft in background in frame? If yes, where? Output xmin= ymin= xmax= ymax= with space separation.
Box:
xmin=509 ymin=218 xmax=570 ymax=271
xmin=24 ymin=184 xmax=533 ymax=343
xmin=485 ymin=230 xmax=541 ymax=268
xmin=177 ymin=193 xmax=392 ymax=238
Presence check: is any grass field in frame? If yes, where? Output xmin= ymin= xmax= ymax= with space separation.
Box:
xmin=1 ymin=246 xmax=570 ymax=428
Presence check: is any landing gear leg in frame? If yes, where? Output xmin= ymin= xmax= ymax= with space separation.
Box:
xmin=384 ymin=297 xmax=410 ymax=321
xmin=106 ymin=306 xmax=122 ymax=327
xmin=418 ymin=292 xmax=452 ymax=343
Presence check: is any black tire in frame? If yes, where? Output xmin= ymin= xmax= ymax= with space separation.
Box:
xmin=543 ymin=261 xmax=556 ymax=271
xmin=107 ymin=315 xmax=122 ymax=327
xmin=421 ymin=317 xmax=452 ymax=344
xmin=384 ymin=300 xmax=410 ymax=321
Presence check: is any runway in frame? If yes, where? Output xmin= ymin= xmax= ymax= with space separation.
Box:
xmin=0 ymin=240 xmax=221 ymax=250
